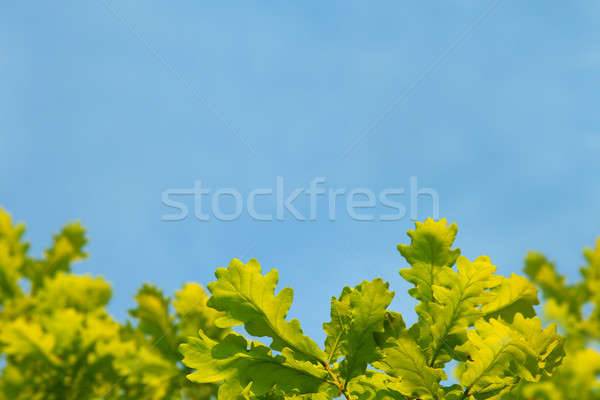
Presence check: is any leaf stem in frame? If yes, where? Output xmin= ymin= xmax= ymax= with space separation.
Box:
xmin=321 ymin=361 xmax=353 ymax=399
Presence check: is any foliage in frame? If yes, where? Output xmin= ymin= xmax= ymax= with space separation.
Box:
xmin=503 ymin=239 xmax=600 ymax=400
xmin=0 ymin=208 xmax=227 ymax=399
xmin=180 ymin=219 xmax=565 ymax=399
xmin=5 ymin=209 xmax=593 ymax=400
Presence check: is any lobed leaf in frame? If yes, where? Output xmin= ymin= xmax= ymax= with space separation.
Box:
xmin=323 ymin=278 xmax=395 ymax=380
xmin=481 ymin=274 xmax=538 ymax=322
xmin=207 ymin=258 xmax=327 ymax=363
xmin=21 ymin=222 xmax=87 ymax=291
xmin=180 ymin=332 xmax=336 ymax=398
xmin=129 ymin=284 xmax=178 ymax=360
xmin=455 ymin=315 xmax=564 ymax=399
xmin=398 ymin=218 xmax=461 ymax=304
xmin=346 ymin=371 xmax=405 ymax=399
xmin=427 ymin=255 xmax=501 ymax=367
xmin=173 ymin=282 xmax=228 ymax=340
xmin=397 ymin=219 xmax=462 ymax=365
xmin=373 ymin=330 xmax=445 ymax=400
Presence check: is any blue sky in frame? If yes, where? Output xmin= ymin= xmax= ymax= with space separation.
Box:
xmin=1 ymin=1 xmax=599 ymax=343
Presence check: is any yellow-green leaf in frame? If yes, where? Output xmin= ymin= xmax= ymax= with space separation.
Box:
xmin=207 ymin=258 xmax=327 ymax=363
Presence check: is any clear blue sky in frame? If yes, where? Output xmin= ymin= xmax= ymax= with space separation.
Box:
xmin=1 ymin=1 xmax=599 ymax=342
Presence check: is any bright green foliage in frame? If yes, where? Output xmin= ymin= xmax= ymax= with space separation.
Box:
xmin=455 ymin=315 xmax=563 ymax=399
xmin=398 ymin=219 xmax=461 ymax=298
xmin=0 ymin=210 xmax=574 ymax=399
xmin=181 ymin=332 xmax=337 ymax=398
xmin=323 ymin=279 xmax=395 ymax=380
xmin=373 ymin=329 xmax=446 ymax=398
xmin=504 ymin=238 xmax=600 ymax=400
xmin=0 ymin=208 xmax=227 ymax=399
xmin=181 ymin=218 xmax=564 ymax=399
xmin=206 ymin=259 xmax=327 ymax=363
xmin=174 ymin=282 xmax=228 ymax=340
xmin=426 ymin=256 xmax=500 ymax=367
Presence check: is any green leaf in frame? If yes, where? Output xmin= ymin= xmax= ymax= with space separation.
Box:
xmin=108 ymin=341 xmax=180 ymax=399
xmin=129 ymin=284 xmax=178 ymax=361
xmin=523 ymin=250 xmax=590 ymax=334
xmin=0 ymin=209 xmax=28 ymax=303
xmin=35 ymin=272 xmax=112 ymax=313
xmin=323 ymin=287 xmax=351 ymax=364
xmin=207 ymin=258 xmax=327 ymax=363
xmin=373 ymin=311 xmax=406 ymax=348
xmin=323 ymin=279 xmax=394 ymax=380
xmin=507 ymin=314 xmax=565 ymax=379
xmin=39 ymin=308 xmax=84 ymax=353
xmin=525 ymin=239 xmax=600 ymax=344
xmin=455 ymin=315 xmax=564 ymax=400
xmin=346 ymin=371 xmax=405 ymax=399
xmin=180 ymin=332 xmax=336 ymax=398
xmin=0 ymin=318 xmax=61 ymax=366
xmin=216 ymin=380 xmax=253 ymax=400
xmin=442 ymin=385 xmax=465 ymax=400
xmin=481 ymin=274 xmax=539 ymax=322
xmin=427 ymin=256 xmax=501 ymax=367
xmin=524 ymin=253 xmax=571 ymax=304
xmin=581 ymin=239 xmax=600 ymax=303
xmin=43 ymin=222 xmax=87 ymax=273
xmin=173 ymin=282 xmax=228 ymax=340
xmin=398 ymin=218 xmax=461 ymax=304
xmin=372 ymin=330 xmax=445 ymax=400
xmin=22 ymin=222 xmax=87 ymax=291
xmin=397 ymin=218 xmax=462 ymax=367
xmin=455 ymin=319 xmax=524 ymax=399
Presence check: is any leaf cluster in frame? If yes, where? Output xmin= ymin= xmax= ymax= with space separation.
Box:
xmin=503 ymin=238 xmax=600 ymax=400
xmin=0 ymin=208 xmax=227 ymax=400
xmin=180 ymin=219 xmax=565 ymax=399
